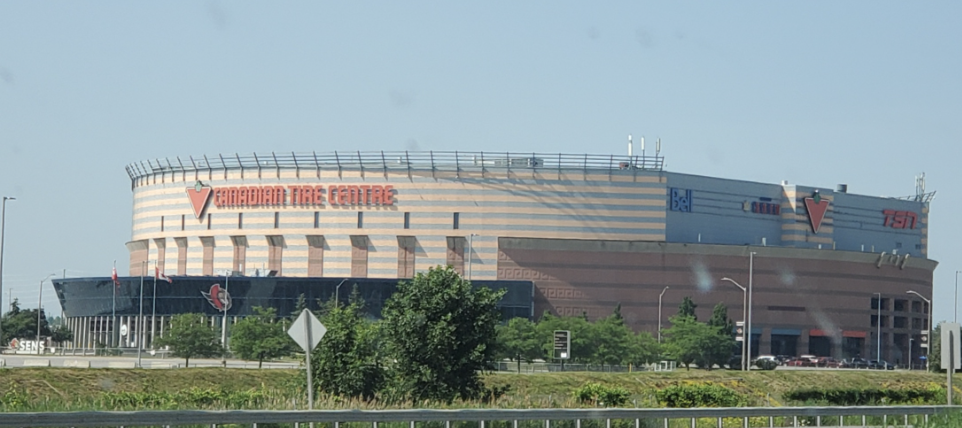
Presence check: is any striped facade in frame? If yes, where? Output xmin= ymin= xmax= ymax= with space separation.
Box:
xmin=129 ymin=164 xmax=669 ymax=280
xmin=60 ymin=150 xmax=936 ymax=363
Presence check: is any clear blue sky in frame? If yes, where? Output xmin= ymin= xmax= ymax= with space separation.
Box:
xmin=1 ymin=2 xmax=959 ymax=322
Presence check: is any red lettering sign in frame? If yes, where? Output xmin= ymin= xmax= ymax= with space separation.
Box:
xmin=198 ymin=184 xmax=394 ymax=209
xmin=882 ymin=209 xmax=917 ymax=229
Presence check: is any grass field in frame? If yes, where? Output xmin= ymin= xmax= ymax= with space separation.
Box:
xmin=0 ymin=368 xmax=955 ymax=411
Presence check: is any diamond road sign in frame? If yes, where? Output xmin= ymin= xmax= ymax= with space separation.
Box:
xmin=287 ymin=310 xmax=326 ymax=352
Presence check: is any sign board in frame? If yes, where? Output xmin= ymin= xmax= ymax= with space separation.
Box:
xmin=735 ymin=321 xmax=745 ymax=342
xmin=286 ymin=310 xmax=327 ymax=411
xmin=120 ymin=324 xmax=128 ymax=337
xmin=941 ymin=322 xmax=961 ymax=370
xmin=287 ymin=310 xmax=326 ymax=352
xmin=921 ymin=330 xmax=929 ymax=349
xmin=553 ymin=330 xmax=570 ymax=359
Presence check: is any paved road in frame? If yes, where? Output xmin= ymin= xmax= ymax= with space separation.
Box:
xmin=0 ymin=354 xmax=301 ymax=369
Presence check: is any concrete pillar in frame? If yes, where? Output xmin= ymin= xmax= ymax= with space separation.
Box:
xmin=798 ymin=330 xmax=811 ymax=355
xmin=760 ymin=327 xmax=772 ymax=355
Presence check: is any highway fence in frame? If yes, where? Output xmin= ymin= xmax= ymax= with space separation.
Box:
xmin=0 ymin=406 xmax=958 ymax=428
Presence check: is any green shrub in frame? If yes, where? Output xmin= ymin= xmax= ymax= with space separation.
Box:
xmin=655 ymin=382 xmax=744 ymax=408
xmin=784 ymin=387 xmax=944 ymax=405
xmin=574 ymin=383 xmax=630 ymax=407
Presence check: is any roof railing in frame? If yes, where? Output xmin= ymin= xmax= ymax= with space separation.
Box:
xmin=126 ymin=151 xmax=664 ymax=182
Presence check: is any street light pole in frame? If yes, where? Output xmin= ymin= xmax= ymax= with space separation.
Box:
xmin=721 ymin=277 xmax=747 ymax=371
xmin=658 ymin=286 xmax=669 ymax=343
xmin=37 ymin=273 xmax=55 ymax=355
xmin=221 ymin=270 xmax=230 ymax=366
xmin=907 ymin=290 xmax=932 ymax=370
xmin=747 ymin=251 xmax=755 ymax=366
xmin=0 ymin=196 xmax=15 ymax=347
xmin=137 ymin=261 xmax=145 ymax=368
xmin=334 ymin=278 xmax=348 ymax=308
xmin=876 ymin=292 xmax=882 ymax=361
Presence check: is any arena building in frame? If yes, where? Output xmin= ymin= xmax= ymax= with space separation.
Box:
xmin=54 ymin=150 xmax=936 ymax=365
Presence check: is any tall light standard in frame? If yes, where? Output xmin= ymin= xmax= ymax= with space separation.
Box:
xmin=468 ymin=233 xmax=479 ymax=280
xmin=37 ymin=273 xmax=56 ymax=354
xmin=747 ymin=252 xmax=755 ymax=365
xmin=657 ymin=286 xmax=669 ymax=343
xmin=333 ymin=278 xmax=348 ymax=308
xmin=221 ymin=270 xmax=231 ymax=366
xmin=907 ymin=290 xmax=932 ymax=370
xmin=136 ymin=261 xmax=145 ymax=368
xmin=0 ymin=196 xmax=14 ymax=347
xmin=876 ymin=292 xmax=882 ymax=360
xmin=721 ymin=277 xmax=748 ymax=371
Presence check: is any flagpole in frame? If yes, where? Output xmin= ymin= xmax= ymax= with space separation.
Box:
xmin=137 ymin=261 xmax=144 ymax=368
xmin=151 ymin=265 xmax=157 ymax=350
xmin=112 ymin=260 xmax=117 ymax=349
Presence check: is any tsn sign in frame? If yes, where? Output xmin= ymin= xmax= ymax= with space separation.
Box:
xmin=186 ymin=181 xmax=395 ymax=218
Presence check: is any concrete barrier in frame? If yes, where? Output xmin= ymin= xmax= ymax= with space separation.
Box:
xmin=106 ymin=361 xmax=136 ymax=369
xmin=62 ymin=360 xmax=91 ymax=368
xmin=22 ymin=359 xmax=50 ymax=367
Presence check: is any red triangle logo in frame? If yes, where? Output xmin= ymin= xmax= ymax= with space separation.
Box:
xmin=186 ymin=184 xmax=212 ymax=219
xmin=803 ymin=196 xmax=830 ymax=234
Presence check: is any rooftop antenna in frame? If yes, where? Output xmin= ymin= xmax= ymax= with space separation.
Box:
xmin=915 ymin=173 xmax=925 ymax=200
xmin=627 ymin=134 xmax=633 ymax=157
xmin=656 ymin=138 xmax=661 ymax=156
xmin=641 ymin=136 xmax=646 ymax=157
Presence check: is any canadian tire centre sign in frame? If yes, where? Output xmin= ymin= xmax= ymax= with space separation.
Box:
xmin=186 ymin=181 xmax=394 ymax=218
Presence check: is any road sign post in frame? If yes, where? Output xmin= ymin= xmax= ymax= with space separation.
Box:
xmin=288 ymin=310 xmax=326 ymax=410
xmin=553 ymin=330 xmax=570 ymax=359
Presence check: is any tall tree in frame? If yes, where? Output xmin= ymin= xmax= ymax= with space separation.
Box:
xmin=382 ymin=265 xmax=505 ymax=402
xmin=154 ymin=313 xmax=222 ymax=368
xmin=662 ymin=315 xmax=730 ymax=371
xmin=678 ymin=297 xmax=698 ymax=320
xmin=1 ymin=299 xmax=52 ymax=342
xmin=313 ymin=299 xmax=385 ymax=400
xmin=230 ymin=307 xmax=294 ymax=368
xmin=706 ymin=303 xmax=737 ymax=368
xmin=590 ymin=313 xmax=636 ymax=367
xmin=496 ymin=317 xmax=542 ymax=372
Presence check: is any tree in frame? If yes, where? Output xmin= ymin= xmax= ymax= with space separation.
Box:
xmin=662 ymin=315 xmax=731 ymax=371
xmin=535 ymin=312 xmax=593 ymax=363
xmin=154 ymin=313 xmax=222 ymax=367
xmin=231 ymin=307 xmax=294 ymax=368
xmin=313 ymin=299 xmax=385 ymax=400
xmin=294 ymin=293 xmax=308 ymax=317
xmin=382 ymin=265 xmax=505 ymax=402
xmin=50 ymin=324 xmax=74 ymax=348
xmin=678 ymin=297 xmax=697 ymax=320
xmin=706 ymin=303 xmax=737 ymax=368
xmin=496 ymin=317 xmax=542 ymax=372
xmin=930 ymin=323 xmax=942 ymax=372
xmin=1 ymin=299 xmax=52 ymax=342
xmin=590 ymin=313 xmax=636 ymax=368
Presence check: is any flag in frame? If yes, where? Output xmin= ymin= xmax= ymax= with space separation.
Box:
xmin=111 ymin=266 xmax=121 ymax=287
xmin=155 ymin=267 xmax=172 ymax=283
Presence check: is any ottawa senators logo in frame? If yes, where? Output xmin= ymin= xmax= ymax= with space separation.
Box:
xmin=202 ymin=283 xmax=232 ymax=312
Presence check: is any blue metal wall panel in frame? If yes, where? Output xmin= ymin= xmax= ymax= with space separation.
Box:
xmin=665 ymin=173 xmax=784 ymax=247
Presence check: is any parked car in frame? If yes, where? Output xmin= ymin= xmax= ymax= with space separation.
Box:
xmin=753 ymin=355 xmax=779 ymax=370
xmin=814 ymin=357 xmax=841 ymax=368
xmin=841 ymin=358 xmax=869 ymax=369
xmin=784 ymin=357 xmax=811 ymax=367
xmin=867 ymin=359 xmax=895 ymax=370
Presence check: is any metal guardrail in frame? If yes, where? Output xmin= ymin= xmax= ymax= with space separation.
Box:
xmin=125 ymin=151 xmax=666 ymax=182
xmin=0 ymin=406 xmax=955 ymax=428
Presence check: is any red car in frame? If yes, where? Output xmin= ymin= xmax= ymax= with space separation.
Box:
xmin=815 ymin=357 xmax=841 ymax=368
